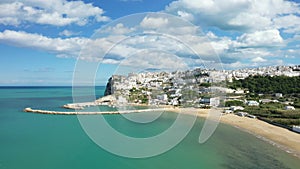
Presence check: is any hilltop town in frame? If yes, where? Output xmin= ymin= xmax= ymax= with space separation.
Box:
xmin=104 ymin=65 xmax=300 ymax=107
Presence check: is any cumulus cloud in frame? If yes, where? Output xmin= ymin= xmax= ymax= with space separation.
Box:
xmin=0 ymin=29 xmax=135 ymax=63
xmin=165 ymin=0 xmax=300 ymax=32
xmin=0 ymin=26 xmax=217 ymax=71
xmin=140 ymin=16 xmax=169 ymax=29
xmin=120 ymin=0 xmax=142 ymax=2
xmin=236 ymin=29 xmax=284 ymax=48
xmin=223 ymin=59 xmax=284 ymax=70
xmin=0 ymin=0 xmax=110 ymax=26
xmin=59 ymin=30 xmax=79 ymax=37
xmin=98 ymin=23 xmax=135 ymax=35
xmin=161 ymin=0 xmax=300 ymax=68
xmin=0 ymin=30 xmax=87 ymax=57
xmin=177 ymin=11 xmax=194 ymax=21
xmin=119 ymin=50 xmax=188 ymax=72
xmin=1 ymin=6 xmax=298 ymax=71
xmin=273 ymin=14 xmax=300 ymax=33
xmin=251 ymin=57 xmax=267 ymax=63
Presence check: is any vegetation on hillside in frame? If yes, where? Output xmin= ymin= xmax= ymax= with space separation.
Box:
xmin=244 ymin=105 xmax=300 ymax=126
xmin=228 ymin=75 xmax=300 ymax=94
xmin=227 ymin=75 xmax=300 ymax=127
xmin=129 ymin=87 xmax=149 ymax=104
xmin=225 ymin=100 xmax=244 ymax=107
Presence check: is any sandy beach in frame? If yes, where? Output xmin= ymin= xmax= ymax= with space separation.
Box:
xmin=179 ymin=108 xmax=300 ymax=159
xmin=220 ymin=113 xmax=300 ymax=158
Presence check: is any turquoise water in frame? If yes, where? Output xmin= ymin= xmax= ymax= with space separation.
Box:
xmin=0 ymin=87 xmax=300 ymax=169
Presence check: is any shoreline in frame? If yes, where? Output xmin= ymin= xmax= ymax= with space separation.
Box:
xmin=219 ymin=113 xmax=300 ymax=159
xmin=181 ymin=108 xmax=300 ymax=159
xmin=24 ymin=106 xmax=300 ymax=159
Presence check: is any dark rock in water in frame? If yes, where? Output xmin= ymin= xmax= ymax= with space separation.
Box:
xmin=104 ymin=77 xmax=113 ymax=96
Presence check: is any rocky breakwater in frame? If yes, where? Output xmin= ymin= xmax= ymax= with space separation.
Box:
xmin=63 ymin=95 xmax=117 ymax=110
xmin=24 ymin=107 xmax=171 ymax=115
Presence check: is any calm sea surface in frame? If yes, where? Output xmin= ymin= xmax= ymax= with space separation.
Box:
xmin=0 ymin=86 xmax=299 ymax=169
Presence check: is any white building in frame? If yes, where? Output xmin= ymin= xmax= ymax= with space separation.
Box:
xmin=234 ymin=89 xmax=244 ymax=94
xmin=224 ymin=110 xmax=233 ymax=114
xmin=200 ymin=97 xmax=220 ymax=107
xmin=236 ymin=112 xmax=248 ymax=117
xmin=157 ymin=94 xmax=168 ymax=101
xmin=293 ymin=126 xmax=300 ymax=133
xmin=285 ymin=106 xmax=295 ymax=110
xmin=247 ymin=100 xmax=260 ymax=106
xmin=260 ymin=99 xmax=272 ymax=104
xmin=230 ymin=106 xmax=245 ymax=111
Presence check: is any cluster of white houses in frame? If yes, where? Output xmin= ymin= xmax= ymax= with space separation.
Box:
xmin=105 ymin=65 xmax=299 ymax=108
xmin=102 ymin=66 xmax=300 ymax=133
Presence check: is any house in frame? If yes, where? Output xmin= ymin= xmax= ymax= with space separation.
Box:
xmin=116 ymin=96 xmax=128 ymax=105
xmin=260 ymin=99 xmax=279 ymax=104
xmin=247 ymin=100 xmax=259 ymax=106
xmin=234 ymin=89 xmax=244 ymax=94
xmin=283 ymin=101 xmax=294 ymax=105
xmin=200 ymin=97 xmax=220 ymax=107
xmin=284 ymin=106 xmax=295 ymax=110
xmin=246 ymin=114 xmax=256 ymax=119
xmin=293 ymin=126 xmax=300 ymax=133
xmin=224 ymin=110 xmax=233 ymax=114
xmin=157 ymin=94 xmax=168 ymax=101
xmin=170 ymin=98 xmax=179 ymax=106
xmin=236 ymin=112 xmax=248 ymax=117
xmin=210 ymin=97 xmax=220 ymax=107
xmin=230 ymin=106 xmax=244 ymax=111
xmin=260 ymin=99 xmax=272 ymax=104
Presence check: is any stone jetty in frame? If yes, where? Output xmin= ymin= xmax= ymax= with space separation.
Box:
xmin=63 ymin=95 xmax=117 ymax=110
xmin=24 ymin=107 xmax=171 ymax=115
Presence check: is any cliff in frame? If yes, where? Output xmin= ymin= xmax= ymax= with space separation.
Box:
xmin=104 ymin=77 xmax=113 ymax=96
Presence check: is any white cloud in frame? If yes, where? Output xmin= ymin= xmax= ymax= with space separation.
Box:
xmin=236 ymin=29 xmax=284 ymax=47
xmin=165 ymin=0 xmax=299 ymax=31
xmin=119 ymin=50 xmax=188 ymax=71
xmin=273 ymin=14 xmax=300 ymax=33
xmin=223 ymin=61 xmax=249 ymax=69
xmin=140 ymin=16 xmax=169 ymax=29
xmin=0 ymin=28 xmax=216 ymax=69
xmin=223 ymin=59 xmax=285 ymax=69
xmin=162 ymin=0 xmax=300 ymax=68
xmin=228 ymin=13 xmax=272 ymax=31
xmin=120 ymin=0 xmax=142 ymax=2
xmin=0 ymin=0 xmax=109 ymax=26
xmin=251 ymin=56 xmax=267 ymax=63
xmin=59 ymin=30 xmax=78 ymax=37
xmin=177 ymin=11 xmax=194 ymax=21
xmin=99 ymin=23 xmax=135 ymax=35
xmin=0 ymin=30 xmax=87 ymax=57
xmin=0 ymin=6 xmax=296 ymax=70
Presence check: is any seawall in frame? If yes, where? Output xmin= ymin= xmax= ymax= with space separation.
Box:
xmin=24 ymin=107 xmax=172 ymax=115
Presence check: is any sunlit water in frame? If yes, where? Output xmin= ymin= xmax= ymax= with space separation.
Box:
xmin=0 ymin=87 xmax=299 ymax=169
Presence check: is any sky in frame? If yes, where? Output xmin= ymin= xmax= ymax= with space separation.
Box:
xmin=0 ymin=0 xmax=300 ymax=86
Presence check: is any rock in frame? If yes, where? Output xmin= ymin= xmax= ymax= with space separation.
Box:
xmin=104 ymin=77 xmax=113 ymax=96
xmin=24 ymin=107 xmax=32 ymax=112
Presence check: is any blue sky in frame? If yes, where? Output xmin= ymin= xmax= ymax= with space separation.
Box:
xmin=0 ymin=0 xmax=300 ymax=86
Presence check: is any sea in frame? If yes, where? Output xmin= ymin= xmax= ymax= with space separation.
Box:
xmin=0 ymin=86 xmax=299 ymax=169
